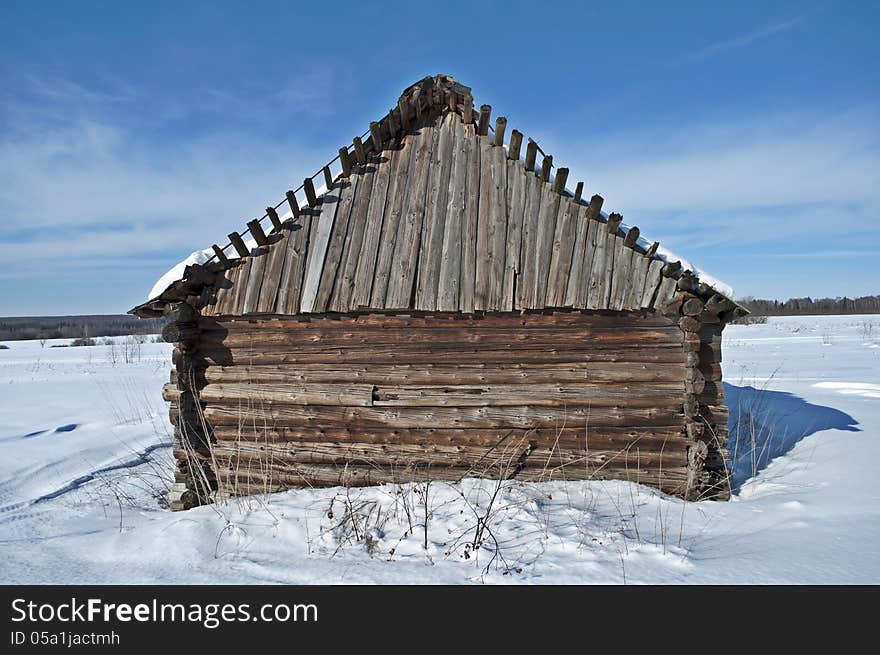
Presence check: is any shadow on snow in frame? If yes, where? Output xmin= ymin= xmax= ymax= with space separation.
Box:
xmin=724 ymin=383 xmax=860 ymax=492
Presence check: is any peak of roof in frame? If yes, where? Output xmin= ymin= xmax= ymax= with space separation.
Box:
xmin=132 ymin=74 xmax=742 ymax=320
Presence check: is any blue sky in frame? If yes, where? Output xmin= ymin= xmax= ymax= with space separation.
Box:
xmin=1 ymin=0 xmax=878 ymax=315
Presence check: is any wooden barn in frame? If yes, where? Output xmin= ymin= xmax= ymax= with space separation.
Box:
xmin=131 ymin=75 xmax=747 ymax=510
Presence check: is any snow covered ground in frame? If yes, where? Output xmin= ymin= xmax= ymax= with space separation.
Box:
xmin=0 ymin=315 xmax=878 ymax=584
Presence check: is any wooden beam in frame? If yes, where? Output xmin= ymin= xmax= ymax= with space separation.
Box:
xmin=586 ymin=194 xmax=604 ymax=220
xmin=369 ymin=121 xmax=383 ymax=154
xmin=247 ymin=219 xmax=269 ymax=246
xmin=265 ymin=207 xmax=283 ymax=232
xmin=540 ymin=155 xmax=553 ymax=182
xmin=508 ymin=129 xmax=523 ymax=161
xmin=303 ymin=177 xmax=319 ymax=207
xmin=493 ymin=116 xmax=507 ymax=147
xmin=353 ymin=136 xmax=367 ymax=165
xmin=624 ymin=226 xmax=640 ymax=248
xmin=338 ymin=147 xmax=352 ymax=178
xmin=323 ymin=166 xmax=334 ymax=191
xmin=387 ymin=109 xmax=400 ymax=136
xmin=645 ymin=241 xmax=659 ymax=259
xmin=211 ymin=244 xmax=230 ymax=266
xmin=462 ymin=95 xmax=473 ymax=124
xmin=286 ymin=190 xmax=300 ymax=218
xmin=607 ymin=212 xmax=623 ymax=234
xmin=524 ymin=140 xmax=538 ymax=171
xmin=552 ymin=167 xmax=569 ymax=194
xmin=477 ymin=104 xmax=491 ymax=136
xmin=573 ymin=181 xmax=584 ymax=204
xmin=228 ymin=232 xmax=250 ymax=258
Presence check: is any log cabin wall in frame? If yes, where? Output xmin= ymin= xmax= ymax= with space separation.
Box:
xmin=162 ymin=310 xmax=720 ymax=506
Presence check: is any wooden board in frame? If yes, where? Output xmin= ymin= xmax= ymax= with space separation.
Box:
xmin=546 ymin=198 xmax=579 ymax=307
xmin=299 ymin=184 xmax=344 ymax=313
xmin=437 ymin=117 xmax=467 ymax=312
xmin=386 ymin=123 xmax=434 ymax=308
xmin=415 ymin=113 xmax=455 ymax=310
xmin=458 ymin=121 xmax=480 ymax=313
xmin=474 ymin=136 xmax=508 ymax=310
xmin=501 ymin=158 xmax=527 ymax=311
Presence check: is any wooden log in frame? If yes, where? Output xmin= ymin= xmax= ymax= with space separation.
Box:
xmin=398 ymin=97 xmax=410 ymax=130
xmin=303 ymin=177 xmax=319 ymax=207
xmin=338 ymin=147 xmax=352 ymax=178
xmin=204 ymin=403 xmax=687 ymax=430
xmin=645 ymin=242 xmax=659 ymax=259
xmin=573 ymin=181 xmax=583 ymax=204
xmin=540 ymin=155 xmax=553 ymax=183
xmin=623 ymin=226 xmax=640 ymax=248
xmin=228 ymin=232 xmax=250 ymax=258
xmin=682 ymin=296 xmax=705 ymax=317
xmin=209 ymin=425 xmax=689 ymax=449
xmin=477 ymin=104 xmax=491 ymax=136
xmin=524 ymin=140 xmax=538 ymax=172
xmin=323 ymin=166 xmax=334 ymax=191
xmin=369 ymin=122 xmax=383 ymax=154
xmin=353 ymin=136 xmax=367 ymax=166
xmin=286 ymin=190 xmax=300 ymax=218
xmin=247 ymin=219 xmax=269 ymax=247
xmin=212 ymin=245 xmax=230 ymax=267
xmin=265 ymin=207 xmax=283 ymax=232
xmin=493 ymin=116 xmax=507 ymax=147
xmin=552 ymin=167 xmax=569 ymax=194
xmin=508 ymin=129 xmax=523 ymax=161
xmin=210 ymin=441 xmax=685 ymax=471
xmin=199 ymin=361 xmax=689 ymax=386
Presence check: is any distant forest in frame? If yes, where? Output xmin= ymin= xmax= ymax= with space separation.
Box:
xmin=738 ymin=295 xmax=880 ymax=316
xmin=1 ymin=296 xmax=878 ymax=341
xmin=0 ymin=315 xmax=164 ymax=342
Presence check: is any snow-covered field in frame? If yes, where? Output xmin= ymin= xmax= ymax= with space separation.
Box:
xmin=1 ymin=315 xmax=878 ymax=584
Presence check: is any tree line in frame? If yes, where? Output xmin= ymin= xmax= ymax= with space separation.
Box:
xmin=738 ymin=295 xmax=880 ymax=316
xmin=0 ymin=315 xmax=164 ymax=342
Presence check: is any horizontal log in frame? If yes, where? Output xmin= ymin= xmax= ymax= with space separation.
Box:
xmin=203 ymin=325 xmax=683 ymax=344
xmin=198 ymin=383 xmax=375 ymax=407
xmin=198 ymin=311 xmax=677 ymax=331
xmin=196 ymin=345 xmax=688 ymax=366
xmin=197 ymin=382 xmax=684 ymax=408
xmin=210 ymin=441 xmax=688 ymax=470
xmin=196 ymin=362 xmax=688 ymax=386
xmin=202 ymin=404 xmax=686 ymax=429
xmin=212 ymin=464 xmax=691 ymax=494
xmin=208 ymin=425 xmax=688 ymax=448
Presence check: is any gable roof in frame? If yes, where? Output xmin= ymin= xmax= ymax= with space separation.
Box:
xmin=131 ymin=74 xmax=745 ymax=322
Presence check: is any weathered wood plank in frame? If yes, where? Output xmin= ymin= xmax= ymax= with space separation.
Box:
xmin=610 ymin=239 xmax=635 ymax=311
xmin=331 ymin=157 xmax=377 ymax=312
xmin=372 ymin=130 xmax=416 ymax=306
xmin=530 ymin=185 xmax=560 ymax=308
xmin=501 ymin=157 xmax=527 ymax=310
xmin=350 ymin=140 xmax=396 ymax=310
xmin=299 ymin=184 xmax=344 ymax=313
xmin=241 ymin=248 xmax=269 ymax=314
xmin=386 ymin=123 xmax=434 ymax=308
xmin=275 ymin=211 xmax=313 ymax=314
xmin=517 ymin=172 xmax=543 ymax=309
xmin=314 ymin=173 xmax=361 ymax=312
xmin=255 ymin=235 xmax=288 ymax=313
xmin=640 ymin=258 xmax=664 ymax=309
xmin=415 ymin=113 xmax=455 ymax=310
xmin=458 ymin=120 xmax=480 ymax=313
xmin=475 ymin=135 xmax=508 ymax=310
xmin=546 ymin=199 xmax=580 ymax=307
xmin=228 ymin=250 xmax=253 ymax=314
xmin=437 ymin=117 xmax=467 ymax=312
